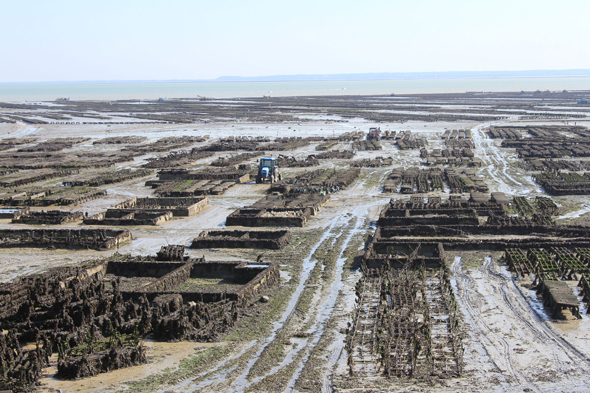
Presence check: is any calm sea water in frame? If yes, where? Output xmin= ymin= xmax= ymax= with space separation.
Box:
xmin=1 ymin=77 xmax=590 ymax=102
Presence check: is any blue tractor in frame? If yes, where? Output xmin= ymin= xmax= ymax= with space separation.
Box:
xmin=256 ymin=157 xmax=282 ymax=184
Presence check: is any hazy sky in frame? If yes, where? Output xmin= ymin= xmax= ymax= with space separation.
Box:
xmin=1 ymin=0 xmax=588 ymax=82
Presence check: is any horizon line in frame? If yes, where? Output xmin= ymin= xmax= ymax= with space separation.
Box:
xmin=2 ymin=68 xmax=590 ymax=85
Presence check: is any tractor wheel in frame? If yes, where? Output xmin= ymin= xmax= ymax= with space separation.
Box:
xmin=256 ymin=175 xmax=261 ymax=184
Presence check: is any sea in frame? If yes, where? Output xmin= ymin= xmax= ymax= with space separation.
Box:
xmin=1 ymin=77 xmax=590 ymax=102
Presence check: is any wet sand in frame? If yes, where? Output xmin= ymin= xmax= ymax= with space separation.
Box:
xmin=1 ymin=93 xmax=590 ymax=392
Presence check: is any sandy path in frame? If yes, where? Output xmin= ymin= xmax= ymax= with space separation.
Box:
xmin=471 ymin=123 xmax=532 ymax=195
xmin=451 ymin=255 xmax=590 ymax=392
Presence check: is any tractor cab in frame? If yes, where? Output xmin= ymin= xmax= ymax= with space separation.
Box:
xmin=260 ymin=158 xmax=275 ymax=175
xmin=367 ymin=127 xmax=381 ymax=140
xmin=256 ymin=157 xmax=281 ymax=184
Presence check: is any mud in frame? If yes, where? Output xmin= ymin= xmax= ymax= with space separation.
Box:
xmin=1 ymin=92 xmax=590 ymax=392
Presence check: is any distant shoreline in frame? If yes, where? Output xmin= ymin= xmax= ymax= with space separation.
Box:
xmin=1 ymin=75 xmax=590 ymax=102
xmin=2 ymin=69 xmax=590 ymax=85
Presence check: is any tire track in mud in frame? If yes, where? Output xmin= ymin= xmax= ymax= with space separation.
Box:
xmin=502 ymin=266 xmax=590 ymax=371
xmin=312 ymin=173 xmax=388 ymax=392
xmin=483 ymin=256 xmax=590 ymax=388
xmin=232 ymin=216 xmax=352 ymax=392
xmin=487 ymin=258 xmax=590 ymax=370
xmin=482 ymin=257 xmax=569 ymax=372
xmin=158 ymin=341 xmax=258 ymax=392
xmin=9 ymin=125 xmax=40 ymax=138
xmin=485 ymin=137 xmax=524 ymax=189
xmin=471 ymin=124 xmax=527 ymax=194
xmin=471 ymin=125 xmax=503 ymax=191
xmin=288 ymin=200 xmax=380 ymax=392
xmin=451 ymin=257 xmax=535 ymax=389
xmin=284 ymin=214 xmax=362 ymax=392
xmin=236 ymin=221 xmax=351 ymax=389
xmin=483 ymin=258 xmax=546 ymax=341
xmin=244 ymin=199 xmax=385 ymax=392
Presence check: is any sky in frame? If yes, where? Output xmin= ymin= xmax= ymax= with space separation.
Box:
xmin=0 ymin=0 xmax=589 ymax=82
